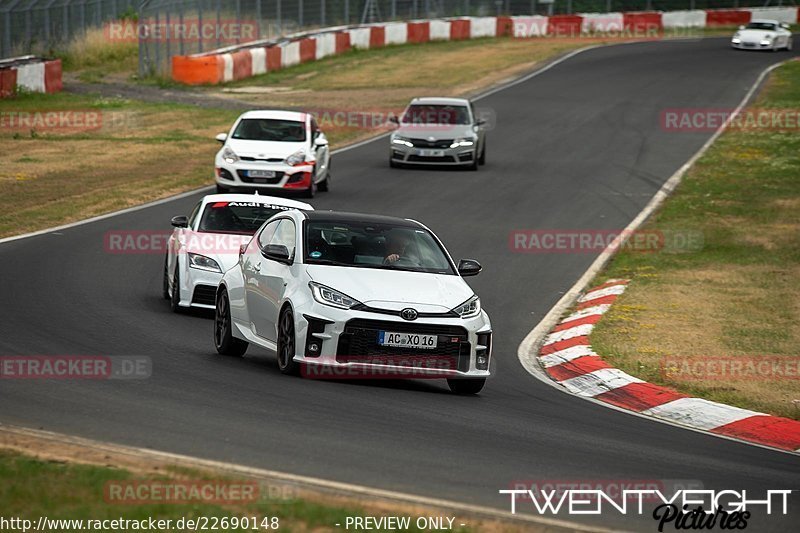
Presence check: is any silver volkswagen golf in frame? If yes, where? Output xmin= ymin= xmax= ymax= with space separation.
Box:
xmin=389 ymin=97 xmax=487 ymax=170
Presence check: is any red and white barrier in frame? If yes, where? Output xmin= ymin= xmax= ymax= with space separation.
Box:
xmin=171 ymin=7 xmax=799 ymax=85
xmin=537 ymin=280 xmax=800 ymax=453
xmin=0 ymin=56 xmax=62 ymax=98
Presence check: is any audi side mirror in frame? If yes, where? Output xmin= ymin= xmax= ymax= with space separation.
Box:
xmin=170 ymin=215 xmax=189 ymax=228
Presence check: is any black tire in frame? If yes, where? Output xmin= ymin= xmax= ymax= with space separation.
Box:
xmin=277 ymin=307 xmax=299 ymax=375
xmin=162 ymin=254 xmax=170 ymax=300
xmin=216 ymin=183 xmax=228 ymax=194
xmin=478 ymin=142 xmax=486 ymax=166
xmin=447 ymin=378 xmax=486 ymax=395
xmin=317 ymin=172 xmax=330 ymax=192
xmin=170 ymin=264 xmax=183 ymax=313
xmin=304 ymin=175 xmax=316 ymax=198
xmin=466 ymin=157 xmax=478 ymax=171
xmin=214 ymin=289 xmax=248 ymax=356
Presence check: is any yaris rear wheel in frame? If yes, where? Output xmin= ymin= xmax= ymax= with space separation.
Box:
xmin=277 ymin=307 xmax=299 ymax=375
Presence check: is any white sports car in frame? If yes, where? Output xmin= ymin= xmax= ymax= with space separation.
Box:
xmin=214 ymin=110 xmax=331 ymax=198
xmin=213 ymin=210 xmax=492 ymax=394
xmin=731 ymin=20 xmax=793 ymax=51
xmin=163 ymin=193 xmax=313 ymax=312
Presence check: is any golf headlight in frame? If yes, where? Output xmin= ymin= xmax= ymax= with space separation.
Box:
xmin=309 ymin=282 xmax=361 ymax=309
xmin=222 ymin=147 xmax=239 ymax=164
xmin=450 ymin=137 xmax=476 ymax=148
xmin=188 ymin=253 xmax=222 ymax=273
xmin=451 ymin=295 xmax=480 ymax=318
xmin=285 ymin=150 xmax=307 ymax=166
xmin=391 ymin=135 xmax=413 ymax=148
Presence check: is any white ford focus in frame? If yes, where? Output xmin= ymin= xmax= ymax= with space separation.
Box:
xmin=731 ymin=20 xmax=793 ymax=51
xmin=214 ymin=110 xmax=331 ymax=198
xmin=164 ymin=193 xmax=313 ymax=312
xmin=213 ymin=210 xmax=492 ymax=394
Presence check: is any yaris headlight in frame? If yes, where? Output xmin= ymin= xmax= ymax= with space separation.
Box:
xmin=391 ymin=135 xmax=413 ymax=147
xmin=285 ymin=149 xmax=307 ymax=166
xmin=188 ymin=253 xmax=222 ymax=273
xmin=309 ymin=282 xmax=362 ymax=309
xmin=222 ymin=146 xmax=239 ymax=164
xmin=451 ymin=295 xmax=480 ymax=318
xmin=450 ymin=137 xmax=476 ymax=148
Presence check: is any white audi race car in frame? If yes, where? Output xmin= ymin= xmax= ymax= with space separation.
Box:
xmin=213 ymin=210 xmax=492 ymax=394
xmin=163 ymin=193 xmax=313 ymax=312
xmin=214 ymin=110 xmax=331 ymax=198
xmin=731 ymin=20 xmax=793 ymax=51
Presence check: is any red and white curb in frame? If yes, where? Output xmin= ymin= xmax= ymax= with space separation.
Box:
xmin=537 ymin=279 xmax=800 ymax=454
xmin=0 ymin=55 xmax=62 ymax=98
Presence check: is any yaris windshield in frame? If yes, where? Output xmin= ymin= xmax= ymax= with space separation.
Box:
xmin=231 ymin=119 xmax=306 ymax=142
xmin=304 ymin=221 xmax=455 ymax=274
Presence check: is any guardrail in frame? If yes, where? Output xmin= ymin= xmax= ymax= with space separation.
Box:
xmin=170 ymin=6 xmax=799 ymax=85
xmin=0 ymin=55 xmax=62 ymax=97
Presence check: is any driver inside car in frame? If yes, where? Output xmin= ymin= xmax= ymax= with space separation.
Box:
xmin=383 ymin=230 xmax=419 ymax=265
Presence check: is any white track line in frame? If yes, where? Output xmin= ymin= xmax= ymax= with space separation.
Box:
xmin=516 ymin=58 xmax=797 ymax=456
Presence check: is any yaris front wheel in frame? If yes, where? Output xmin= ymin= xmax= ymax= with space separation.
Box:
xmin=277 ymin=307 xmax=299 ymax=375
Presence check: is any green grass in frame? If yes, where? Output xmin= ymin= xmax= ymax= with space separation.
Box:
xmin=1 ymin=450 xmax=479 ymax=533
xmin=589 ymin=60 xmax=800 ymax=418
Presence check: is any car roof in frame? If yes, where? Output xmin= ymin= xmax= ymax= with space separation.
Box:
xmin=410 ymin=97 xmax=470 ymax=106
xmin=302 ymin=210 xmax=423 ymax=228
xmin=201 ymin=193 xmax=313 ymax=211
xmin=749 ymin=19 xmax=780 ymax=25
xmin=238 ymin=110 xmax=309 ymax=122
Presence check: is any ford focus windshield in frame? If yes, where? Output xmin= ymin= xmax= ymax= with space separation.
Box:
xmin=231 ymin=119 xmax=306 ymax=141
xmin=304 ymin=221 xmax=454 ymax=274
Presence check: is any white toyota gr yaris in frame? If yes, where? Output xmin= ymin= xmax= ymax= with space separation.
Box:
xmin=213 ymin=210 xmax=492 ymax=394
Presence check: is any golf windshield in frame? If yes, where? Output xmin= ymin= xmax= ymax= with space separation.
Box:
xmin=198 ymin=202 xmax=294 ymax=235
xmin=304 ymin=221 xmax=455 ymax=274
xmin=401 ymin=105 xmax=470 ymax=125
xmin=231 ymin=119 xmax=306 ymax=142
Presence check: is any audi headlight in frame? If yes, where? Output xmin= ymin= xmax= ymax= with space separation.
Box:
xmin=309 ymin=282 xmax=362 ymax=309
xmin=391 ymin=135 xmax=413 ymax=148
xmin=450 ymin=137 xmax=476 ymax=149
xmin=222 ymin=146 xmax=239 ymax=164
xmin=451 ymin=295 xmax=480 ymax=318
xmin=285 ymin=149 xmax=307 ymax=166
xmin=188 ymin=253 xmax=222 ymax=273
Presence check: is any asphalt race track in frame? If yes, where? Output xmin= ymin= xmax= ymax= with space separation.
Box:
xmin=2 ymin=38 xmax=799 ymax=531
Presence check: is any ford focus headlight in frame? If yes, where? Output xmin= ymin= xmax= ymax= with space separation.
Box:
xmin=309 ymin=282 xmax=362 ymax=309
xmin=450 ymin=137 xmax=475 ymax=148
xmin=451 ymin=295 xmax=480 ymax=318
xmin=188 ymin=253 xmax=222 ymax=273
xmin=222 ymin=147 xmax=239 ymax=164
xmin=285 ymin=150 xmax=307 ymax=166
xmin=391 ymin=135 xmax=413 ymax=147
